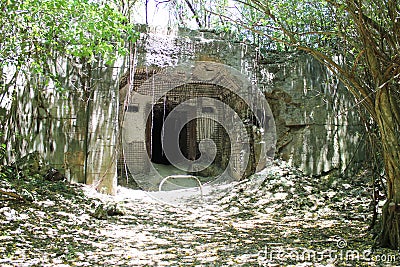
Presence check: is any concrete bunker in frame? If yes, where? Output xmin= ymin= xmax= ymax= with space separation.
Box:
xmin=4 ymin=26 xmax=366 ymax=196
xmin=120 ymin=61 xmax=276 ymax=191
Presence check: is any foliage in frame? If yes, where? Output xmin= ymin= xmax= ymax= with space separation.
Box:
xmin=222 ymin=0 xmax=400 ymax=118
xmin=0 ymin=151 xmax=88 ymax=203
xmin=0 ymin=0 xmax=137 ymax=92
xmin=153 ymin=0 xmax=230 ymax=29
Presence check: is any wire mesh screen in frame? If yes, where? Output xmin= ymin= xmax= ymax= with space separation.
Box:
xmin=118 ymin=68 xmax=231 ymax=185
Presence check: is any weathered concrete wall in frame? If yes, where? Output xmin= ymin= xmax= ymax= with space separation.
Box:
xmin=4 ymin=55 xmax=122 ymax=194
xmin=260 ymin=53 xmax=365 ymax=175
xmin=130 ymin=26 xmax=365 ymax=176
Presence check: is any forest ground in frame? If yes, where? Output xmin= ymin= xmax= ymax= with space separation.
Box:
xmin=0 ymin=161 xmax=399 ymax=266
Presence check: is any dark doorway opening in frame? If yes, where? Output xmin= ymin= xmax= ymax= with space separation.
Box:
xmin=146 ymin=103 xmax=196 ymax=165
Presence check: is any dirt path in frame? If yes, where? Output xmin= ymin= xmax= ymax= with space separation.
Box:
xmin=0 ymin=162 xmax=398 ymax=266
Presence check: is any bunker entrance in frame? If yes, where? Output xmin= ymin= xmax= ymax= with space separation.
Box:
xmin=119 ymin=64 xmax=276 ymax=192
xmin=145 ymin=103 xmax=197 ymax=166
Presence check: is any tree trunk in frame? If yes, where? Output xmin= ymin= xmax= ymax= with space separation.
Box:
xmin=376 ymin=86 xmax=400 ymax=249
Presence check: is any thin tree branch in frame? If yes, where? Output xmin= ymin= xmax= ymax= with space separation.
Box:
xmin=184 ymin=0 xmax=202 ymax=28
xmin=206 ymin=9 xmax=292 ymax=46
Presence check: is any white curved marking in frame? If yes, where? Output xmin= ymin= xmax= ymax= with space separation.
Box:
xmin=159 ymin=175 xmax=203 ymax=197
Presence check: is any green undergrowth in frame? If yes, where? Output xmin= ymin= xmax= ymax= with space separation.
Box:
xmin=0 ymin=153 xmax=86 ymax=204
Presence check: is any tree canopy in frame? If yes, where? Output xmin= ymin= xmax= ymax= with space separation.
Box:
xmin=0 ymin=0 xmax=137 ymax=93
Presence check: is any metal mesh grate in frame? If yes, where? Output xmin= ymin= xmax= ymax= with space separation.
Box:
xmin=124 ymin=141 xmax=147 ymax=174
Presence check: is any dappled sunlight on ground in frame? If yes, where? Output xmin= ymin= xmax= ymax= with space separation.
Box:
xmin=0 ymin=161 xmax=398 ymax=266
